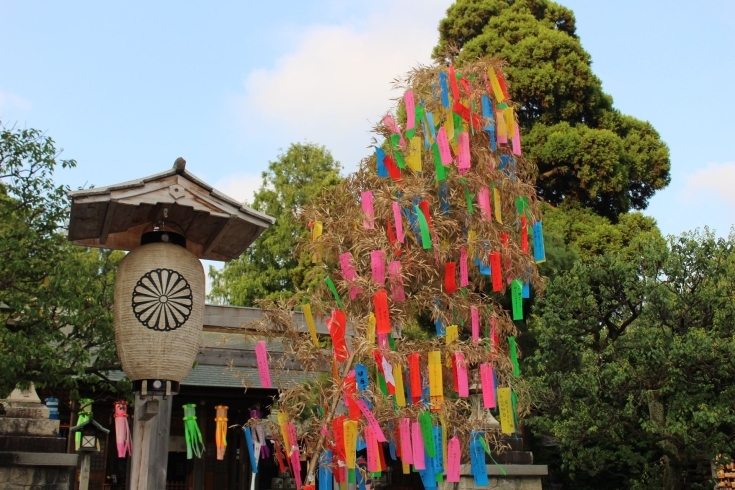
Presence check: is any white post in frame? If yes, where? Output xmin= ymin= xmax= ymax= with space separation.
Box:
xmin=129 ymin=394 xmax=173 ymax=490
xmin=79 ymin=453 xmax=91 ymax=490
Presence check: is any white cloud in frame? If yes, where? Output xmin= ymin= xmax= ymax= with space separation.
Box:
xmin=236 ymin=0 xmax=452 ymax=171
xmin=0 ymin=90 xmax=31 ymax=112
xmin=683 ymin=162 xmax=735 ymax=206
xmin=212 ymin=173 xmax=262 ymax=206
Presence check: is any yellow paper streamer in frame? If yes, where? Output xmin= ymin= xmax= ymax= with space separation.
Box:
xmin=344 ymin=420 xmax=358 ymax=469
xmin=493 ymin=187 xmax=502 ymax=224
xmin=277 ymin=412 xmax=290 ymax=455
xmin=503 ymin=107 xmax=516 ymax=139
xmin=394 ymin=363 xmax=406 ymax=407
xmin=445 ymin=111 xmax=455 ymax=142
xmin=445 ymin=325 xmax=459 ymax=345
xmin=428 ymin=351 xmax=444 ymax=407
xmin=215 ymin=405 xmax=228 ymax=460
xmin=367 ymin=312 xmax=376 ymax=345
xmin=487 ymin=68 xmax=506 ymax=103
xmin=302 ymin=304 xmax=319 ymax=347
xmin=498 ymin=387 xmax=516 ymax=434
xmin=406 ymin=136 xmax=422 ymax=172
xmin=496 ymin=110 xmax=508 ymax=139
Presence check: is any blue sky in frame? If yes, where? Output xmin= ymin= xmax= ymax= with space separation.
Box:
xmin=1 ymin=0 xmax=733 ymax=245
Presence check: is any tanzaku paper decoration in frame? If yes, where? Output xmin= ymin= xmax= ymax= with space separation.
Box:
xmin=182 ymin=403 xmax=204 ymax=459
xmin=240 ymin=58 xmax=545 ymax=489
xmin=215 ymin=405 xmax=228 ymax=460
xmin=114 ymin=401 xmax=132 ymax=458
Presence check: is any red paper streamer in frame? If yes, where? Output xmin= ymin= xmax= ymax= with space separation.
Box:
xmin=373 ymin=289 xmax=391 ymax=335
xmin=326 ymin=309 xmax=349 ymax=362
xmin=490 ymin=252 xmax=502 ymax=292
xmin=344 ymin=374 xmax=361 ymax=420
xmin=496 ymin=70 xmax=511 ymax=100
xmin=521 ymin=216 xmax=529 ymax=253
xmin=408 ymin=353 xmax=422 ymax=405
xmin=384 ymin=154 xmax=402 ymax=184
xmin=452 ymin=101 xmax=484 ymax=129
xmin=444 ymin=261 xmax=458 ymax=294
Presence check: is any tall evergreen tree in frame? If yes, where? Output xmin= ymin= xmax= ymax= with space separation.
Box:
xmin=209 ymin=142 xmax=341 ymax=306
xmin=434 ymin=0 xmax=670 ymax=219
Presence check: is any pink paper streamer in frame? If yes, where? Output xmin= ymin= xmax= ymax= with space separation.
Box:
xmin=457 ymin=132 xmax=471 ymax=173
xmin=399 ymin=418 xmax=413 ymax=464
xmin=392 ymin=202 xmax=404 ymax=243
xmin=114 ymin=403 xmax=132 ymax=458
xmin=478 ymin=186 xmax=491 ymax=221
xmin=454 ymin=352 xmax=469 ymax=398
xmin=447 ymin=436 xmax=461 ymax=482
xmin=382 ymin=114 xmax=406 ymax=148
xmin=378 ymin=333 xmax=389 ymax=350
xmin=471 ymin=306 xmax=480 ymax=342
xmin=365 ymin=425 xmax=380 ymax=472
xmin=512 ymin=120 xmax=522 ymax=155
xmin=361 ymin=191 xmax=375 ymax=229
xmin=370 ymin=250 xmax=386 ymax=285
xmin=460 ymin=247 xmax=469 ymax=287
xmin=404 ymin=90 xmax=416 ymax=132
xmin=480 ymin=363 xmax=496 ymax=409
xmin=411 ymin=421 xmax=426 ymax=470
xmin=338 ymin=252 xmax=363 ymax=300
xmin=255 ymin=341 xmax=272 ymax=388
xmin=389 ymin=260 xmax=406 ymax=302
xmin=437 ymin=127 xmax=452 ymax=165
xmin=355 ymin=398 xmax=387 ymax=442
xmin=290 ymin=447 xmax=303 ymax=489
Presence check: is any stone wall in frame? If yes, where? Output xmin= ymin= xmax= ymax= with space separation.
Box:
xmin=0 ymin=465 xmax=73 ymax=490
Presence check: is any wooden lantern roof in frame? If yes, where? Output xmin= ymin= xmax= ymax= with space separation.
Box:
xmin=67 ymin=158 xmax=275 ymax=261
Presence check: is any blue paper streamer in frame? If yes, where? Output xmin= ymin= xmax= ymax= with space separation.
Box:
xmin=375 ymin=147 xmax=388 ymax=177
xmin=533 ymin=221 xmax=546 ymax=262
xmin=355 ymin=465 xmax=366 ymax=490
xmin=432 ymin=426 xmax=444 ymax=476
xmin=426 ymin=111 xmax=437 ymax=141
xmin=470 ymin=432 xmax=489 ymax=486
xmin=522 ymin=281 xmax=530 ymax=299
xmin=475 ymin=257 xmax=491 ymax=276
xmin=439 ymin=182 xmax=450 ymax=215
xmin=244 ymin=427 xmax=258 ymax=474
xmin=356 ymin=435 xmax=366 ymax=451
xmin=481 ymin=95 xmax=496 ymax=152
xmin=418 ymin=448 xmax=438 ymax=489
xmin=439 ymin=72 xmax=450 ymax=108
xmin=355 ymin=364 xmax=369 ymax=391
xmin=319 ymin=450 xmax=333 ymax=490
xmin=499 ymin=155 xmax=516 ymax=178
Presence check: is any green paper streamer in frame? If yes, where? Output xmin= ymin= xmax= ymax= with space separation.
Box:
xmin=395 ymin=151 xmax=406 ymax=169
xmin=508 ymin=336 xmax=520 ymax=376
xmin=496 ymin=102 xmax=508 ymax=110
xmin=406 ymin=129 xmax=415 ymax=140
xmin=461 ymin=178 xmax=473 ymax=215
xmin=453 ymin=113 xmax=463 ymax=143
xmin=324 ymin=276 xmax=344 ymax=309
xmin=75 ymin=398 xmax=93 ymax=451
xmin=183 ymin=403 xmax=204 ymax=459
xmin=432 ymin=143 xmax=446 ymax=182
xmin=388 ymin=335 xmax=396 ymax=351
xmin=416 ymin=105 xmax=425 ymax=125
xmin=479 ymin=437 xmax=508 ymax=476
xmin=348 ymin=468 xmax=356 ymax=483
xmin=414 ymin=205 xmax=432 ymax=249
xmin=419 ymin=411 xmax=436 ymax=457
xmin=511 ymin=279 xmax=523 ymax=320
xmin=390 ymin=134 xmax=400 ymax=147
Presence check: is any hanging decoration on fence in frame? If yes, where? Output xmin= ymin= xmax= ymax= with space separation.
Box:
xmin=215 ymin=405 xmax=228 ymax=460
xmin=75 ymin=399 xmax=93 ymax=451
xmin=114 ymin=401 xmax=132 ymax=458
xmin=242 ymin=58 xmax=546 ymax=489
xmin=183 ymin=403 xmax=204 ymax=459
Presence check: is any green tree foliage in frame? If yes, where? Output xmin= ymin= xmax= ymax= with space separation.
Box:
xmin=526 ymin=230 xmax=735 ymax=489
xmin=0 ymin=125 xmax=124 ymax=398
xmin=434 ymin=0 xmax=670 ymax=219
xmin=209 ymin=142 xmax=341 ymax=306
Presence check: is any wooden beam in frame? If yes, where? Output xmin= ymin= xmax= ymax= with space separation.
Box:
xmin=202 ymin=217 xmax=234 ymax=257
xmin=196 ymin=347 xmax=328 ymax=371
xmin=98 ymin=201 xmax=118 ymax=245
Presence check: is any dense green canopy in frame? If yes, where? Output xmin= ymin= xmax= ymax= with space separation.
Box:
xmin=0 ymin=125 xmax=123 ymax=398
xmin=434 ymin=0 xmax=670 ymax=219
xmin=527 ymin=230 xmax=735 ymax=489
